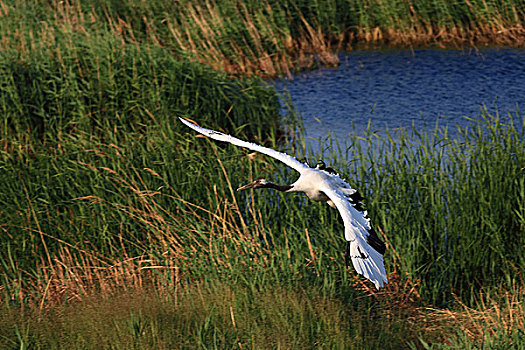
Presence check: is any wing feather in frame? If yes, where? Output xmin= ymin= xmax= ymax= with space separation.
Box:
xmin=179 ymin=118 xmax=310 ymax=174
xmin=320 ymin=184 xmax=388 ymax=289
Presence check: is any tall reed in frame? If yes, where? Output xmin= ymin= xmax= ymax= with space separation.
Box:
xmin=0 ymin=37 xmax=283 ymax=305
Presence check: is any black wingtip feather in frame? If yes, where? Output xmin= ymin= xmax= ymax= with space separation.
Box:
xmin=349 ymin=190 xmax=364 ymax=202
xmin=366 ymin=227 xmax=386 ymax=255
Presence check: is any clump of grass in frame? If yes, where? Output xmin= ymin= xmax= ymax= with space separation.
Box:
xmin=0 ymin=36 xmax=279 ymax=145
xmin=406 ymin=285 xmax=525 ymax=348
xmin=429 ymin=286 xmax=524 ymax=345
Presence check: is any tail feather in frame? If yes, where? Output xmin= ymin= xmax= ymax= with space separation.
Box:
xmin=349 ymin=240 xmax=388 ymax=289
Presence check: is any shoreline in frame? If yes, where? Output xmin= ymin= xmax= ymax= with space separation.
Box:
xmin=0 ymin=1 xmax=523 ymax=77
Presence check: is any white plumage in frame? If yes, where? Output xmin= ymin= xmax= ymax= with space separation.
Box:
xmin=179 ymin=118 xmax=388 ymax=289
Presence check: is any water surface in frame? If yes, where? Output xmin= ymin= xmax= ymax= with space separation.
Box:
xmin=274 ymin=48 xmax=524 ymax=143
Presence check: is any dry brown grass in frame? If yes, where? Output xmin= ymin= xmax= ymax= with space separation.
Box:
xmin=425 ymin=286 xmax=524 ymax=344
xmin=166 ymin=0 xmax=339 ymax=77
xmin=338 ymin=227 xmax=524 ymax=346
xmin=349 ymin=23 xmax=525 ymax=50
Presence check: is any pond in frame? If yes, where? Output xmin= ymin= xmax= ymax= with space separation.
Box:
xmin=274 ymin=48 xmax=525 ymax=144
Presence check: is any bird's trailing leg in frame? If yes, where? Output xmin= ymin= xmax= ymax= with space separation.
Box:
xmin=344 ymin=241 xmax=351 ymax=267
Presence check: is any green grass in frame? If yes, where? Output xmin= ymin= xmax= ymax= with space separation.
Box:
xmin=0 ymin=37 xmax=281 ymax=275
xmin=0 ymin=38 xmax=523 ymax=345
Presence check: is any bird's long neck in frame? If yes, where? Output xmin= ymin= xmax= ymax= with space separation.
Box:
xmin=264 ymin=182 xmax=294 ymax=192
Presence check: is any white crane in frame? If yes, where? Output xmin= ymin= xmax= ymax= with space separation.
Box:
xmin=179 ymin=118 xmax=388 ymax=289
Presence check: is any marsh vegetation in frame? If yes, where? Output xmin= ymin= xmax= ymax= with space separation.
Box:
xmin=0 ymin=0 xmax=524 ymax=348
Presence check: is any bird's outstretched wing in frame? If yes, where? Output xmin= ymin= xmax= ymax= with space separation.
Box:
xmin=319 ymin=183 xmax=388 ymax=289
xmin=179 ymin=118 xmax=310 ymax=174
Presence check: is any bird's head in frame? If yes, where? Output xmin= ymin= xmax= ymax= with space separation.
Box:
xmin=236 ymin=178 xmax=269 ymax=191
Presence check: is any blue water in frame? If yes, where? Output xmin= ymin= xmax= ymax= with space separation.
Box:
xmin=274 ymin=48 xmax=525 ymax=143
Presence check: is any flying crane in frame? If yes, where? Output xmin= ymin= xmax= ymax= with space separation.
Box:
xmin=179 ymin=118 xmax=388 ymax=289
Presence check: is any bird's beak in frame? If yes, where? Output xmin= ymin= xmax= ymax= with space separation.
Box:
xmin=236 ymin=181 xmax=257 ymax=191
